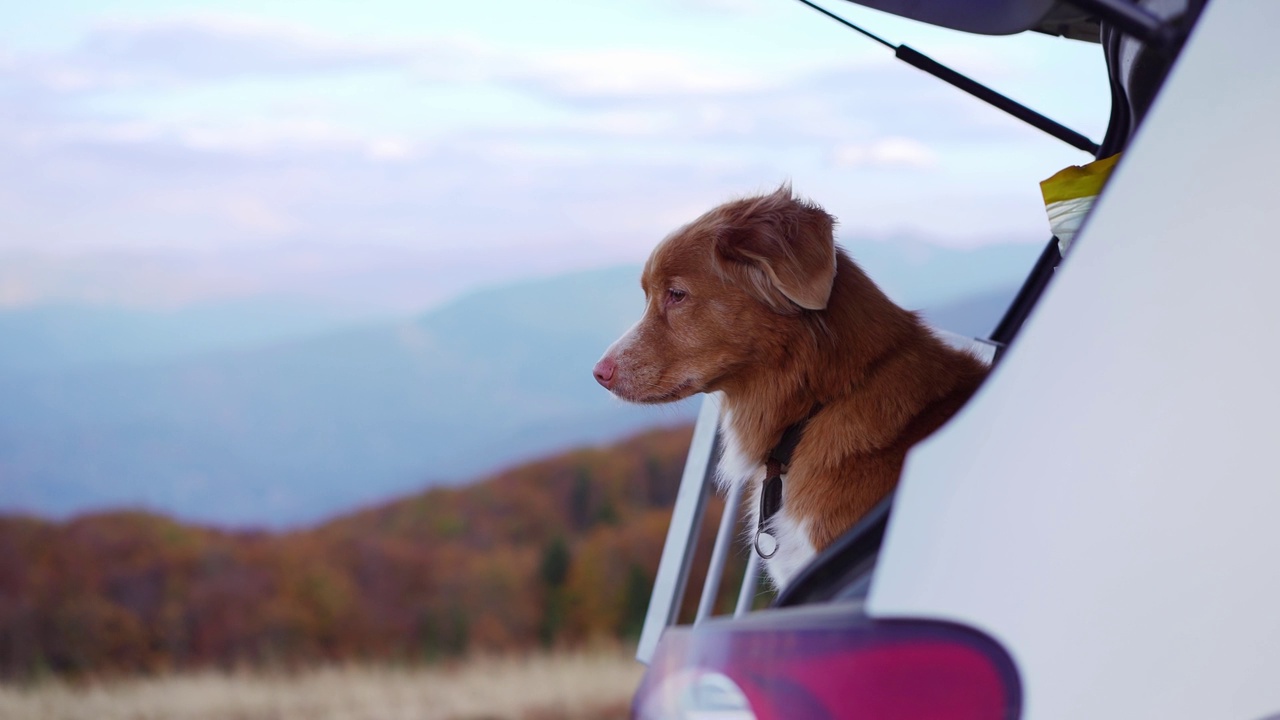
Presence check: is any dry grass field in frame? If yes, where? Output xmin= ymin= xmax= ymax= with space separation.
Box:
xmin=0 ymin=646 xmax=644 ymax=720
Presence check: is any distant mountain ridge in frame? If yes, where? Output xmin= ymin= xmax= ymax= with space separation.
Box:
xmin=0 ymin=239 xmax=1038 ymax=527
xmin=0 ymin=267 xmax=691 ymax=527
xmin=0 ymin=299 xmax=370 ymax=375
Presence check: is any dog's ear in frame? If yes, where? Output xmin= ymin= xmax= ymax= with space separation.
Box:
xmin=714 ymin=187 xmax=837 ymax=312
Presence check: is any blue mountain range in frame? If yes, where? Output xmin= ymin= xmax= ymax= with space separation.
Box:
xmin=0 ymin=238 xmax=1040 ymax=527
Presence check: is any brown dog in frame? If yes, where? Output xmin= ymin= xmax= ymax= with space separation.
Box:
xmin=593 ymin=186 xmax=988 ymax=587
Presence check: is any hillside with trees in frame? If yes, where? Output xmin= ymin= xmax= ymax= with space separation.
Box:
xmin=0 ymin=425 xmax=750 ymax=679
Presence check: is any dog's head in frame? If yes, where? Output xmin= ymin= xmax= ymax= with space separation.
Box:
xmin=593 ymin=186 xmax=837 ymax=403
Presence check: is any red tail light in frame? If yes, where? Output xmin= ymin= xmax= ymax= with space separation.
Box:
xmin=633 ymin=609 xmax=1020 ymax=720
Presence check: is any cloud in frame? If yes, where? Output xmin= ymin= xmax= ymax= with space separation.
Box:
xmin=663 ymin=0 xmax=770 ymax=14
xmin=498 ymin=55 xmax=1029 ymax=150
xmin=22 ymin=15 xmax=409 ymax=90
xmin=501 ymin=49 xmax=771 ymax=98
xmin=832 ymin=136 xmax=938 ymax=169
xmin=8 ymin=14 xmax=769 ymax=100
xmin=0 ymin=10 xmax=1088 ymax=311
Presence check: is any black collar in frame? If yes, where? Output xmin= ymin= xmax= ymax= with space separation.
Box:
xmin=754 ymin=405 xmax=821 ymax=560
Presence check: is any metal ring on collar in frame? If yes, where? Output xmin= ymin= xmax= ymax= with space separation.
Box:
xmin=754 ymin=530 xmax=778 ymax=559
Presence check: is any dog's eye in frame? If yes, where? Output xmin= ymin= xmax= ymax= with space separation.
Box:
xmin=666 ymin=289 xmax=687 ymax=306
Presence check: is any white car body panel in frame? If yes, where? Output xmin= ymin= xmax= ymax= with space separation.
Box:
xmin=868 ymin=2 xmax=1280 ymax=719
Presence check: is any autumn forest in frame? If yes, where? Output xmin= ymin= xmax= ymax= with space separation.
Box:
xmin=0 ymin=425 xmax=748 ymax=680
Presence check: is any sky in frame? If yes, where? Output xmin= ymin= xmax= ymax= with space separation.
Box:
xmin=0 ymin=0 xmax=1111 ymax=314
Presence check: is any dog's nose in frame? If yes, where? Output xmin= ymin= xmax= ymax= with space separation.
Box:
xmin=593 ymin=357 xmax=616 ymax=389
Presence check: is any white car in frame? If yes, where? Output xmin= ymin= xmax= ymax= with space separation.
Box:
xmin=632 ymin=0 xmax=1280 ymax=718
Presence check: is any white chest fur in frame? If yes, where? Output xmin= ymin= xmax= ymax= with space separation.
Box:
xmin=717 ymin=411 xmax=817 ymax=589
